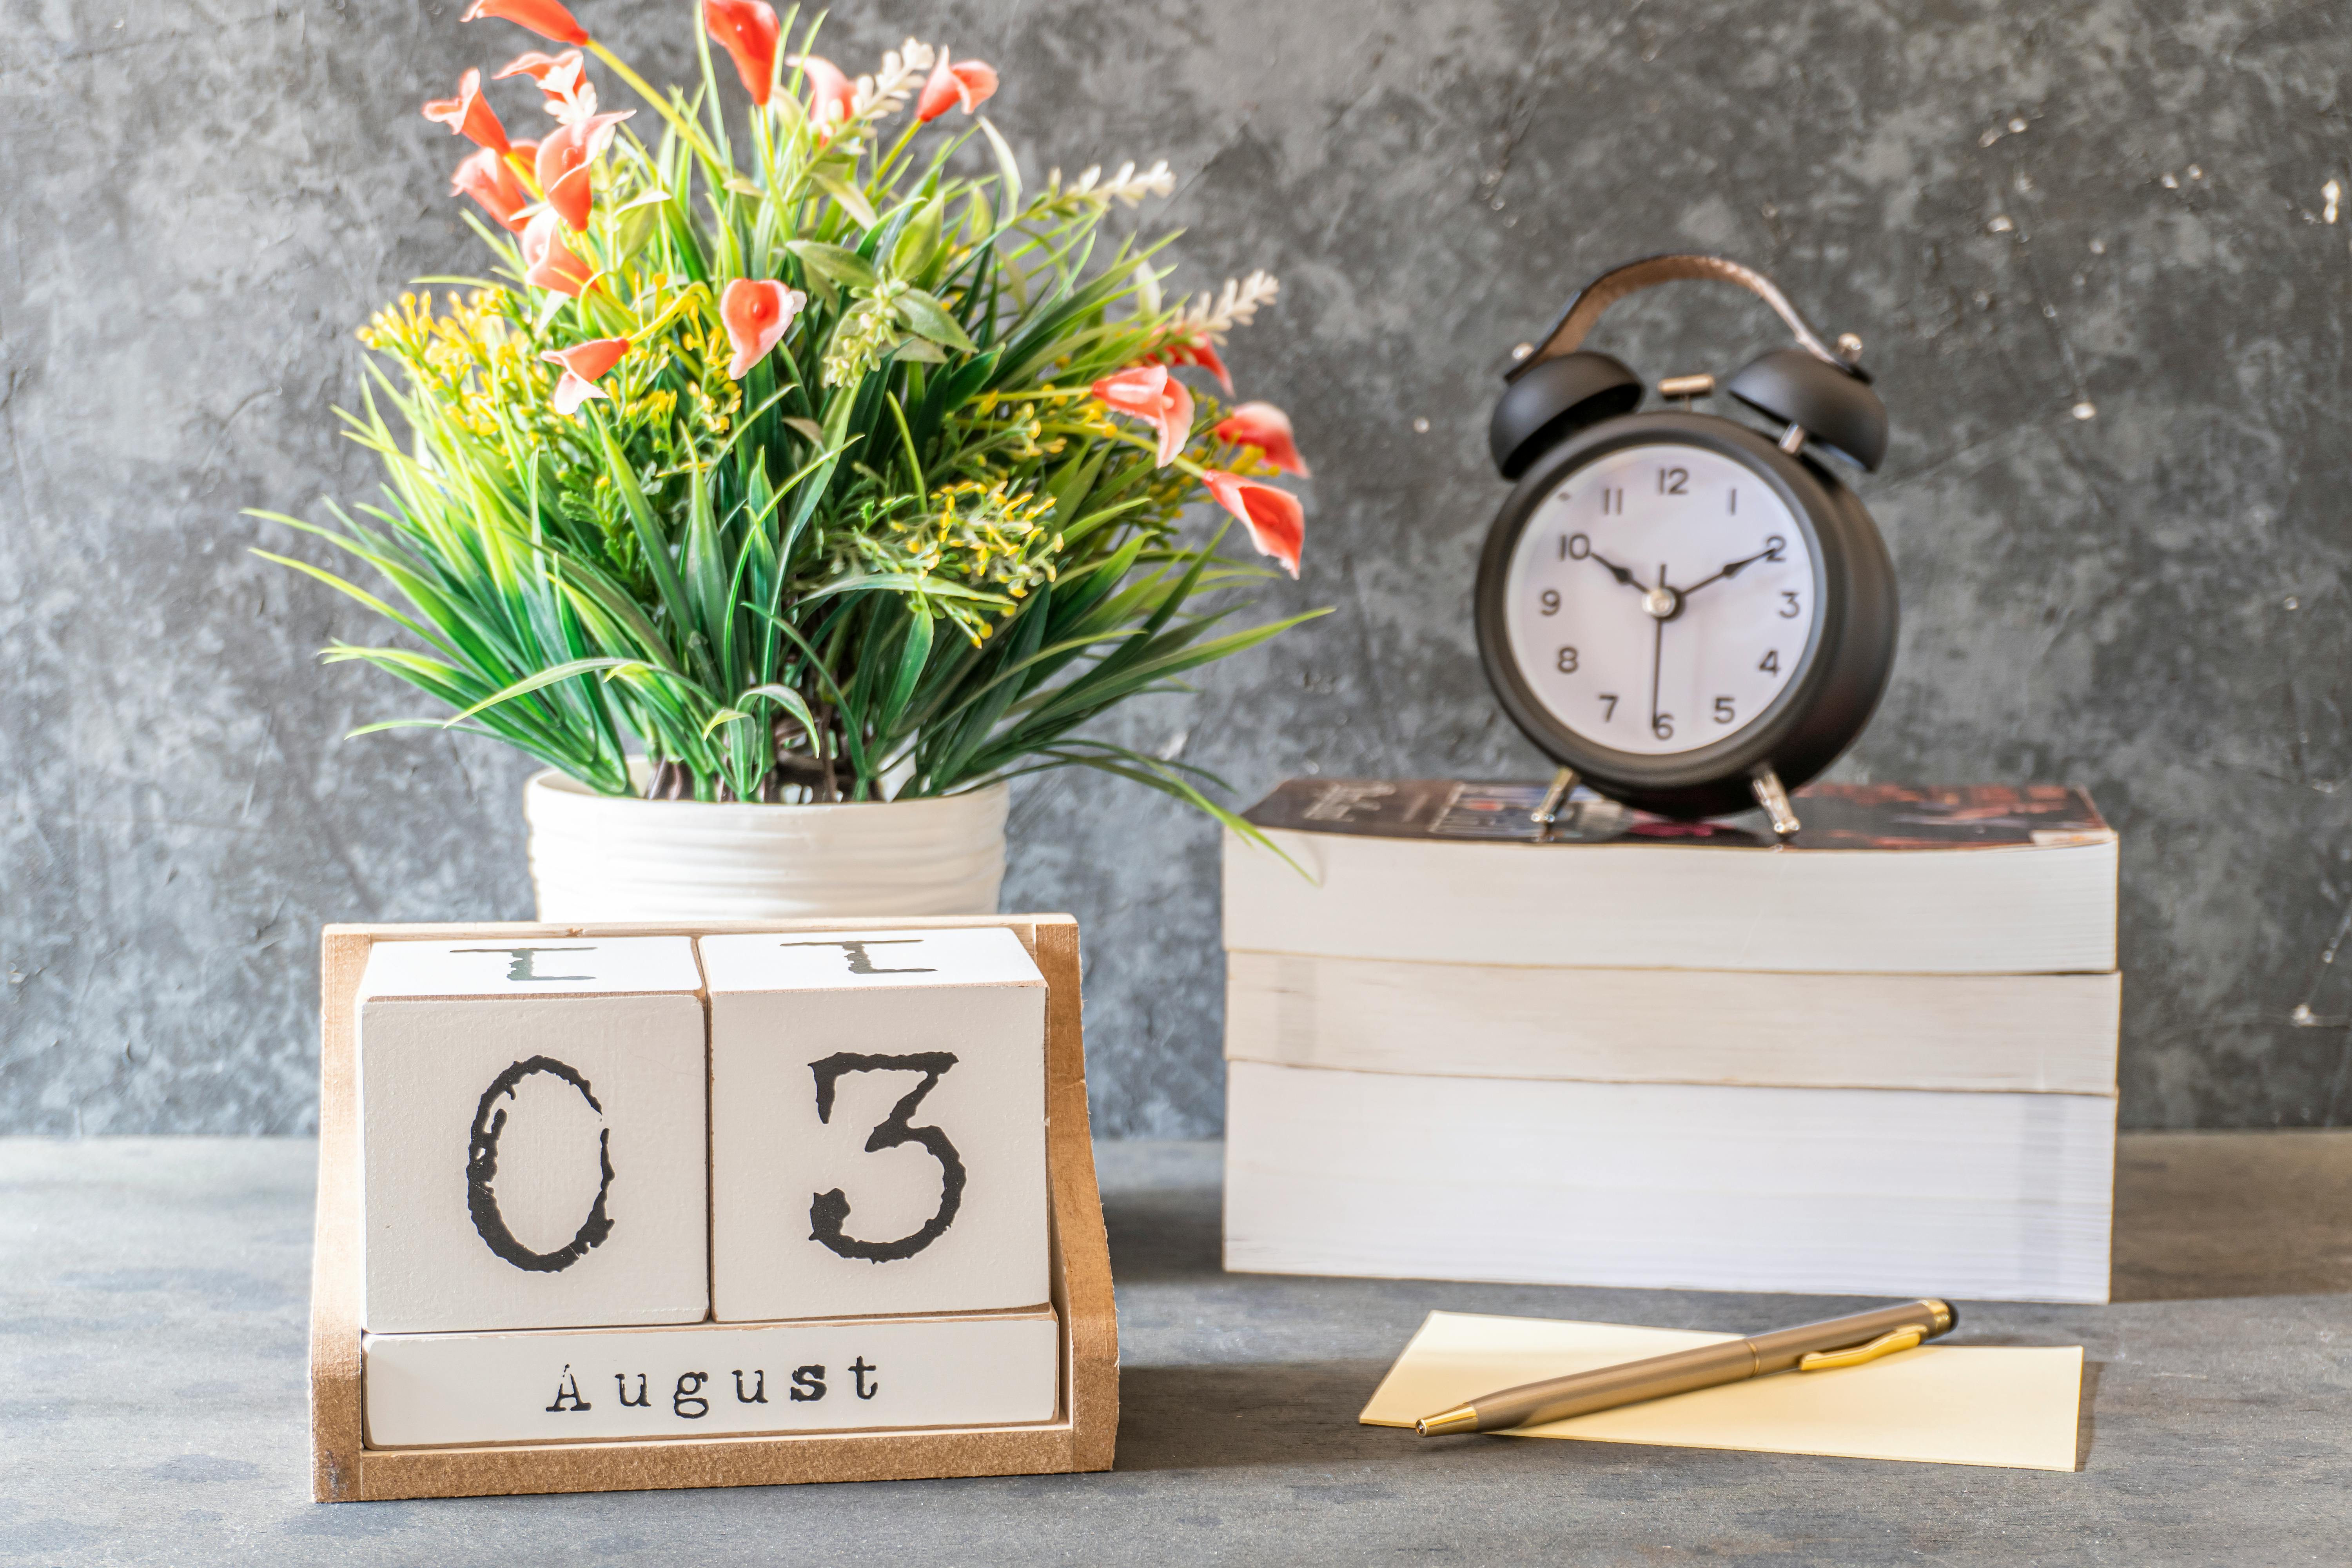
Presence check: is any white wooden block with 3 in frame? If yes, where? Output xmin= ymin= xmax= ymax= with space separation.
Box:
xmin=356 ymin=938 xmax=710 ymax=1334
xmin=701 ymin=927 xmax=1049 ymax=1322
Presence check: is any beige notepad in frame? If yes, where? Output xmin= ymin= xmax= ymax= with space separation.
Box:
xmin=1361 ymin=1311 xmax=2083 ymax=1471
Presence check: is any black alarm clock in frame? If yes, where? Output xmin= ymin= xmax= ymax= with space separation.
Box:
xmin=1474 ymin=254 xmax=1898 ymax=836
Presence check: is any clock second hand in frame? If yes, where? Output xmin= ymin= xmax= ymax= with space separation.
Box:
xmin=1650 ymin=562 xmax=1668 ymax=734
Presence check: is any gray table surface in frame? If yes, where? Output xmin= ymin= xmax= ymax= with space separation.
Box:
xmin=3 ymin=1132 xmax=2348 ymax=1566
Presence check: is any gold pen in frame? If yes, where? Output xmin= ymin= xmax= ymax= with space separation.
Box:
xmin=1415 ymin=1298 xmax=1956 ymax=1437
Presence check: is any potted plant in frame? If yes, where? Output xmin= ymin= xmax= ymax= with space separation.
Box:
xmin=256 ymin=0 xmax=1321 ymax=920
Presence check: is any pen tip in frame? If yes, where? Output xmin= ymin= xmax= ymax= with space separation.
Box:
xmin=1416 ymin=1406 xmax=1480 ymax=1437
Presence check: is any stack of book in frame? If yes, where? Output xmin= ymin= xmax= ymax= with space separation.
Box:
xmin=1219 ymin=780 xmax=2120 ymax=1303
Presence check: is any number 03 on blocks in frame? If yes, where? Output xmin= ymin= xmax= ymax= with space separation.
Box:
xmin=309 ymin=917 xmax=1115 ymax=1501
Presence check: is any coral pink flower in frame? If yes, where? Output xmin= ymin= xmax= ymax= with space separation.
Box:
xmin=1213 ymin=401 xmax=1311 ymax=477
xmin=541 ymin=336 xmax=630 ymax=416
xmin=1156 ymin=332 xmax=1232 ymax=394
xmin=421 ymin=69 xmax=509 ymax=155
xmin=462 ymin=0 xmax=590 ymax=47
xmin=534 ymin=110 xmax=632 ymax=231
xmin=795 ymin=55 xmax=857 ymax=131
xmin=706 ymin=0 xmax=781 ymax=105
xmin=1091 ymin=365 xmax=1195 ymax=468
xmin=520 ymin=209 xmax=595 ymax=295
xmin=544 ymin=338 xmax=630 ymax=382
xmin=492 ymin=48 xmax=581 ymax=83
xmin=451 ymin=146 xmax=532 ymax=232
xmin=720 ymin=279 xmax=806 ymax=379
xmin=1204 ymin=470 xmax=1304 ymax=578
xmin=916 ymin=51 xmax=998 ymax=122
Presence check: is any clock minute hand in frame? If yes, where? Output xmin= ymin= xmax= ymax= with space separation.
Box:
xmin=1684 ymin=552 xmax=1769 ymax=602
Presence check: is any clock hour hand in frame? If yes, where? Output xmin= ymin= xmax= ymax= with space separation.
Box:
xmin=1587 ymin=552 xmax=1650 ymax=592
xmin=1679 ymin=545 xmax=1778 ymax=598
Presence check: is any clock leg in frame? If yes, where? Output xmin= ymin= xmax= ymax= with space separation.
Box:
xmin=1750 ymin=766 xmax=1802 ymax=837
xmin=1530 ymin=766 xmax=1580 ymax=840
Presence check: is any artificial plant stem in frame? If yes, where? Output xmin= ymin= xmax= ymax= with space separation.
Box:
xmin=872 ymin=120 xmax=923 ymax=188
xmin=886 ymin=392 xmax=926 ymax=499
xmin=1089 ymin=426 xmax=1214 ymax=479
xmin=589 ymin=42 xmax=726 ymax=169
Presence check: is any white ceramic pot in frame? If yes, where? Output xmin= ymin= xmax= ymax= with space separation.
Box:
xmin=523 ymin=768 xmax=1009 ymax=922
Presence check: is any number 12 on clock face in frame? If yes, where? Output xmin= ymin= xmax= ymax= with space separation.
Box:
xmin=700 ymin=928 xmax=1051 ymax=1324
xmin=1501 ymin=441 xmax=1821 ymax=758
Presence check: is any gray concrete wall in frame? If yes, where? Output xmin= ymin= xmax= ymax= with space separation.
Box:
xmin=3 ymin=0 xmax=2348 ymax=1135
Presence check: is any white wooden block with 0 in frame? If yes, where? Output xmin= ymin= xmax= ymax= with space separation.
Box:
xmin=700 ymin=927 xmax=1049 ymax=1322
xmin=356 ymin=938 xmax=710 ymax=1334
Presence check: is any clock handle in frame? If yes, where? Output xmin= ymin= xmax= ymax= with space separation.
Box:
xmin=1512 ymin=254 xmax=1852 ymax=380
xmin=1750 ymin=767 xmax=1802 ymax=838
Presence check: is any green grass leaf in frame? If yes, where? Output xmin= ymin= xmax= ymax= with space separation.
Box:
xmin=809 ymin=169 xmax=880 ymax=229
xmin=977 ymin=118 xmax=1023 ymax=233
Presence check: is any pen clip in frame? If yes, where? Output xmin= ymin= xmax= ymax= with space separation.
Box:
xmin=1797 ymin=1324 xmax=1927 ymax=1372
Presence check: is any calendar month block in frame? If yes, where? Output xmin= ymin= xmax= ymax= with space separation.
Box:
xmin=357 ymin=938 xmax=710 ymax=1334
xmin=361 ymin=1306 xmax=1061 ymax=1447
xmin=700 ymin=927 xmax=1050 ymax=1322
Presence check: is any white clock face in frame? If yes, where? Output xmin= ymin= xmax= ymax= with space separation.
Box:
xmin=1501 ymin=442 xmax=1820 ymax=757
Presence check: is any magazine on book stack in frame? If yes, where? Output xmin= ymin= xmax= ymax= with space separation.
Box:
xmin=1223 ymin=780 xmax=2118 ymax=975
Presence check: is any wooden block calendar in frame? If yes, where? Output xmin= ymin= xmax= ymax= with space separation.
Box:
xmin=309 ymin=916 xmax=1116 ymax=1502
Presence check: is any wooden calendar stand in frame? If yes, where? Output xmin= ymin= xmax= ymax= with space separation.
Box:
xmin=308 ymin=915 xmax=1116 ymax=1501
